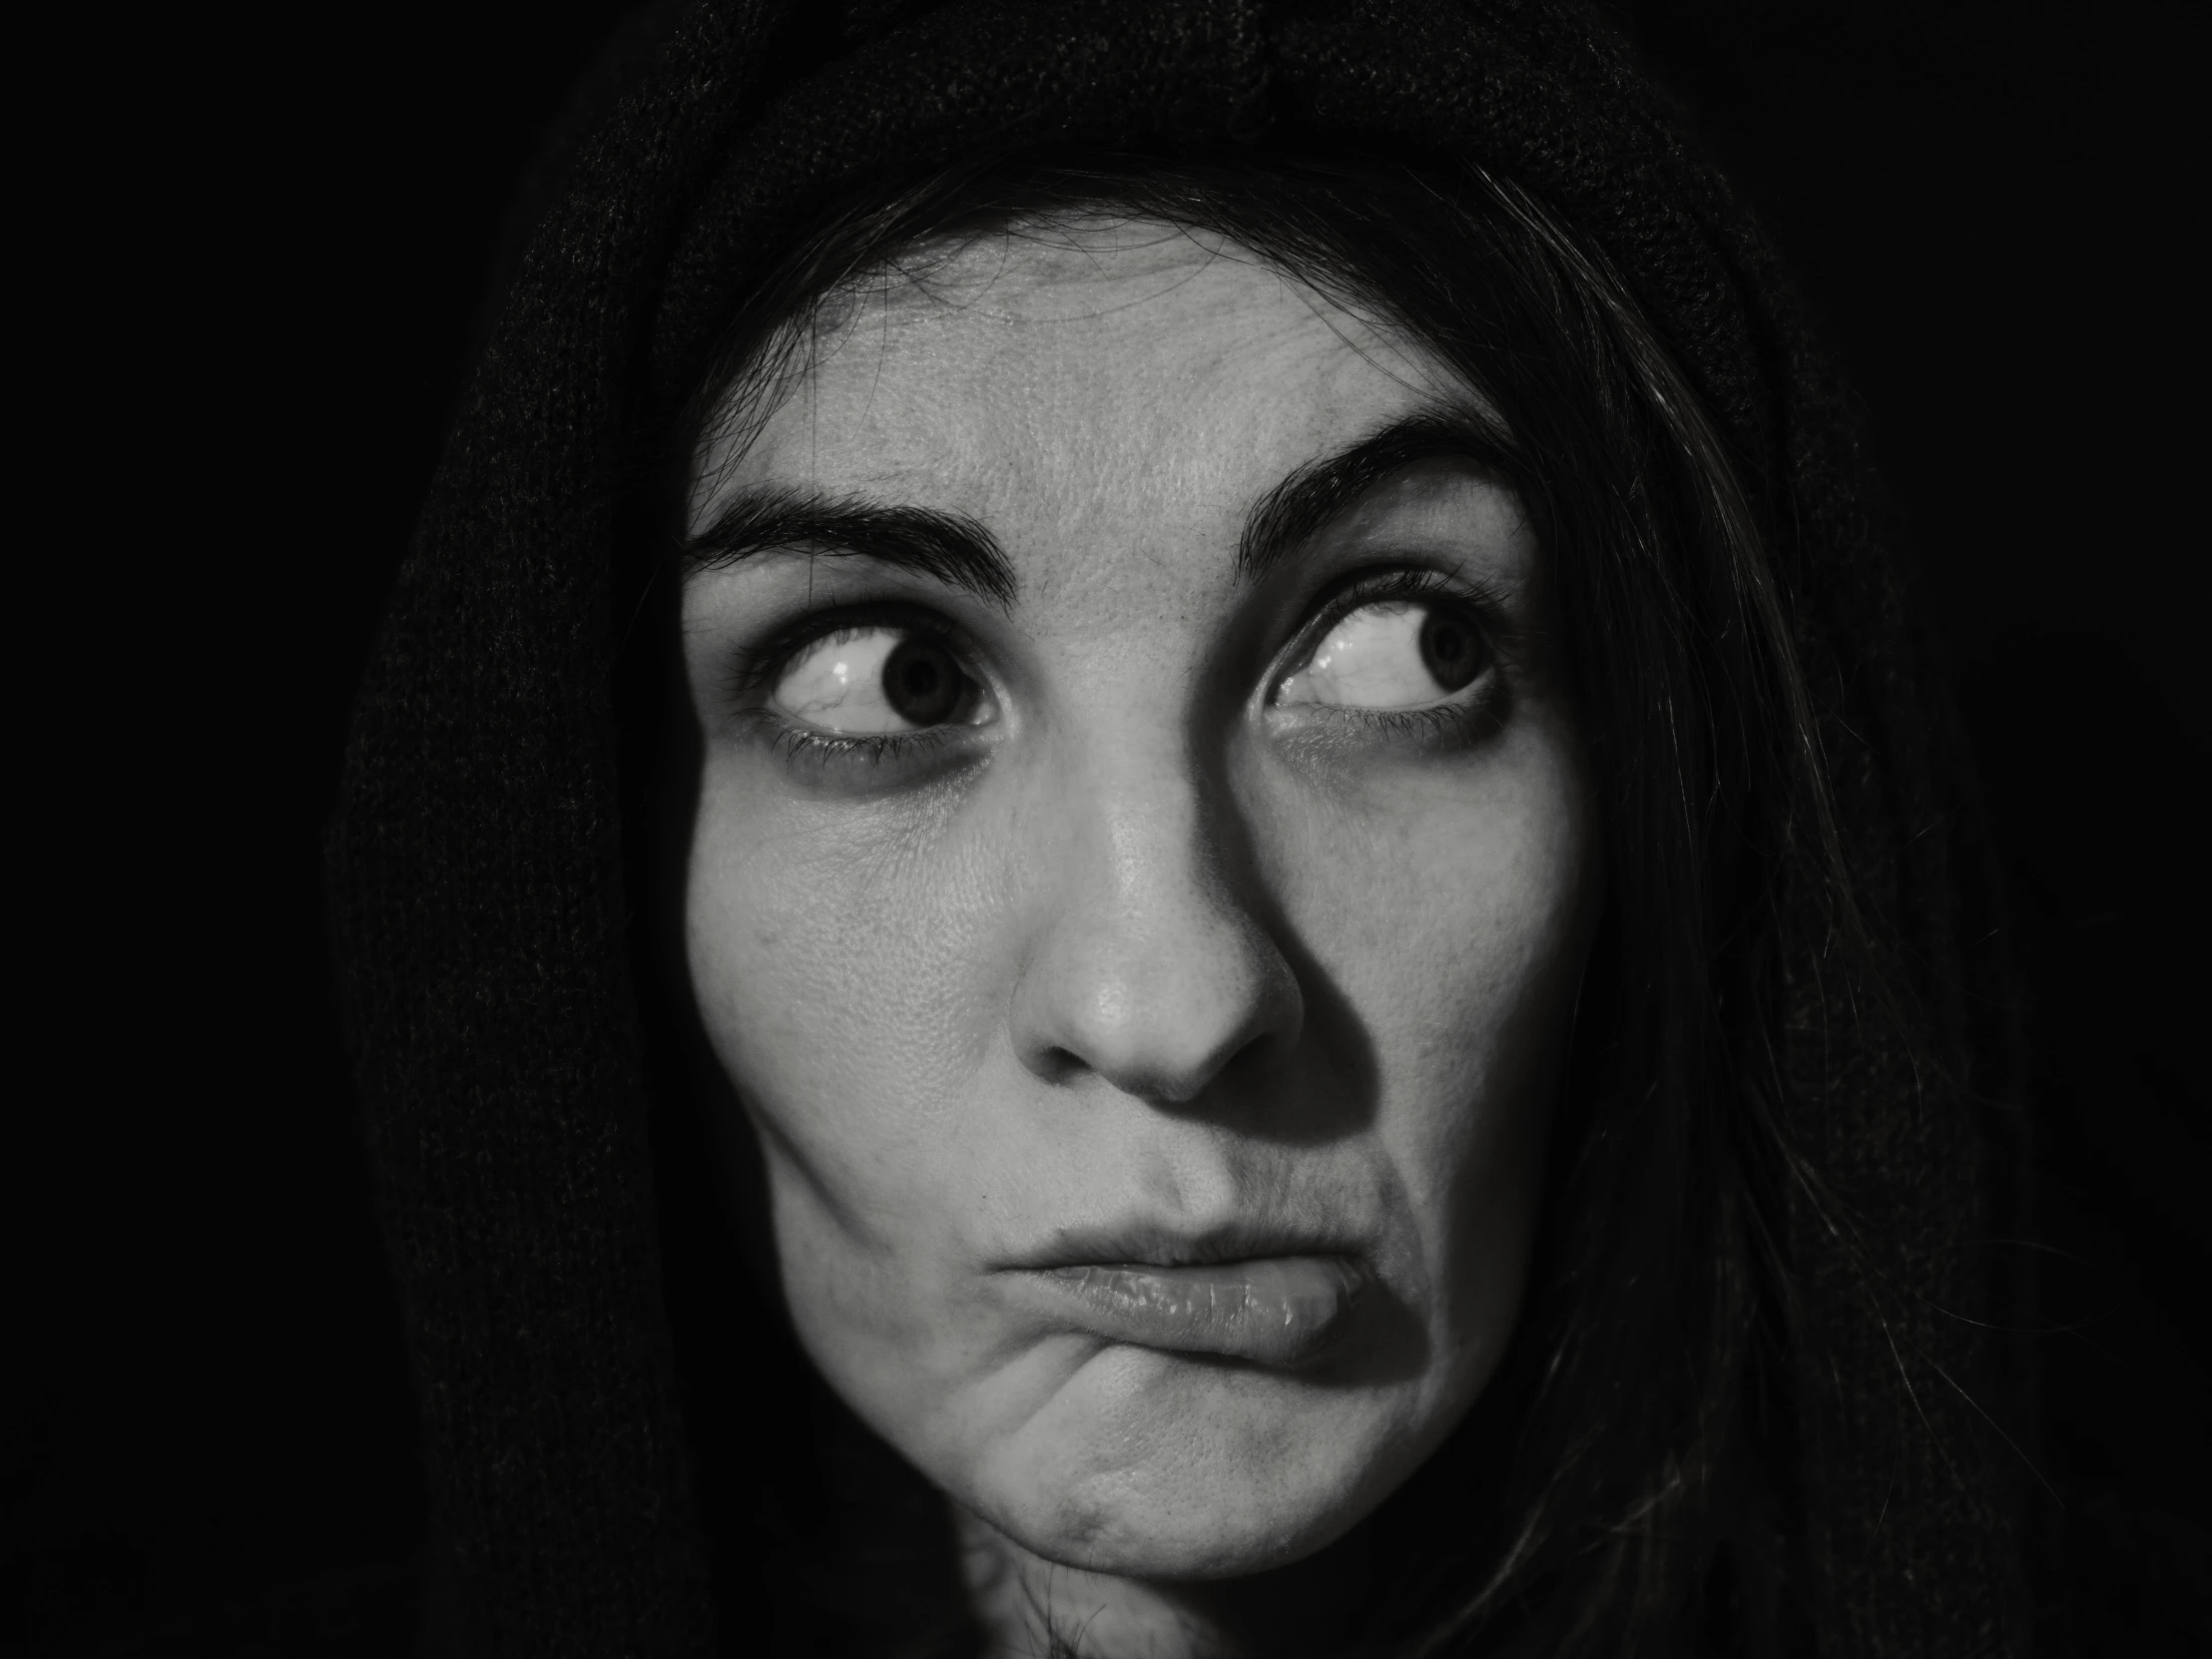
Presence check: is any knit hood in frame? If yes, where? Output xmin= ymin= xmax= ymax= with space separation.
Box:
xmin=329 ymin=1 xmax=2028 ymax=1652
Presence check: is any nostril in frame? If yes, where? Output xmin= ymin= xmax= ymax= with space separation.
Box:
xmin=1007 ymin=789 xmax=1307 ymax=1107
xmin=1143 ymin=1025 xmax=1291 ymax=1107
xmin=1016 ymin=984 xmax=1301 ymax=1108
xmin=1009 ymin=893 xmax=1309 ymax=1103
xmin=1029 ymin=1044 xmax=1089 ymax=1086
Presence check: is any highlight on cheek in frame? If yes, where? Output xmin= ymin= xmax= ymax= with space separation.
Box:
xmin=1276 ymin=600 xmax=1491 ymax=711
xmin=769 ymin=625 xmax=984 ymax=733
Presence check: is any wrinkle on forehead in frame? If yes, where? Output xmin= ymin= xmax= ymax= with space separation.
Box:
xmin=841 ymin=220 xmax=1277 ymax=328
xmin=688 ymin=219 xmax=1456 ymax=534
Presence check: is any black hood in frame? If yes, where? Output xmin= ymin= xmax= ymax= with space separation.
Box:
xmin=329 ymin=1 xmax=2028 ymax=1651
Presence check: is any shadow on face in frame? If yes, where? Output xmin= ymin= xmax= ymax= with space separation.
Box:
xmin=677 ymin=220 xmax=1599 ymax=1614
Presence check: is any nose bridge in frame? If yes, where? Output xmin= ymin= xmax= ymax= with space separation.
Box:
xmin=1087 ymin=723 xmax=1212 ymax=925
xmin=1012 ymin=712 xmax=1301 ymax=1105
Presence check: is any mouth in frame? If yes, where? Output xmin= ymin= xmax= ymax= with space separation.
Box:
xmin=999 ymin=1226 xmax=1371 ymax=1369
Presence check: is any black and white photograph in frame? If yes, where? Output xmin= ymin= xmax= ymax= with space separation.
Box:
xmin=8 ymin=1 xmax=2203 ymax=1654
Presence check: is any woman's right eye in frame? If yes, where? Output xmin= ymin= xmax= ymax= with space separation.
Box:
xmin=768 ymin=625 xmax=987 ymax=734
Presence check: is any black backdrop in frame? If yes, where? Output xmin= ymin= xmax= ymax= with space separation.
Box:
xmin=8 ymin=1 xmax=2204 ymax=1652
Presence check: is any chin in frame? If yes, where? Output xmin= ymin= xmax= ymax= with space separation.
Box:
xmin=961 ymin=1345 xmax=1410 ymax=1581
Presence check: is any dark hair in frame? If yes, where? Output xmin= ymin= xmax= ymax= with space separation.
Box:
xmin=657 ymin=143 xmax=1857 ymax=1658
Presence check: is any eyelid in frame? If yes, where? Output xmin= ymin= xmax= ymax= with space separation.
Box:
xmin=725 ymin=624 xmax=995 ymax=786
xmin=754 ymin=717 xmax=964 ymax=775
xmin=722 ymin=600 xmax=976 ymax=706
xmin=1275 ymin=565 xmax=1509 ymax=689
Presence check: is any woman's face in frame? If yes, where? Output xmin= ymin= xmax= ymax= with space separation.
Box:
xmin=682 ymin=224 xmax=1597 ymax=1584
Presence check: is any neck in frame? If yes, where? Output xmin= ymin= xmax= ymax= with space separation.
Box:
xmin=954 ymin=1507 xmax=1373 ymax=1659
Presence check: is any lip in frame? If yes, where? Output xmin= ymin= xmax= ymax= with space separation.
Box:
xmin=999 ymin=1226 xmax=1371 ymax=1368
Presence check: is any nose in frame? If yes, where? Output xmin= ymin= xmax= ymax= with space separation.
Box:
xmin=1009 ymin=734 xmax=1304 ymax=1106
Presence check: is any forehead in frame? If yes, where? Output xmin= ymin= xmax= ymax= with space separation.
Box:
xmin=694 ymin=223 xmax=1468 ymax=591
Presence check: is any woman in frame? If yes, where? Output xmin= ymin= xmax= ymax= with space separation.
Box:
xmin=330 ymin=2 xmax=2031 ymax=1653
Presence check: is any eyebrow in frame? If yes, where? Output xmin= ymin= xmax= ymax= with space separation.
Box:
xmin=684 ymin=487 xmax=1017 ymax=607
xmin=1237 ymin=409 xmax=1521 ymax=585
xmin=683 ymin=409 xmax=1515 ymax=606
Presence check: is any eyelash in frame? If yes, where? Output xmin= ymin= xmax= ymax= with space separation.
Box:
xmin=725 ymin=604 xmax=981 ymax=774
xmin=728 ymin=565 xmax=1509 ymax=770
xmin=1277 ymin=566 xmax=1509 ymax=739
xmin=751 ymin=717 xmax=955 ymax=774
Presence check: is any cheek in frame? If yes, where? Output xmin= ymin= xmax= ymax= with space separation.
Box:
xmin=1249 ymin=718 xmax=1595 ymax=1328
xmin=683 ymin=758 xmax=1081 ymax=1470
xmin=683 ymin=756 xmax=1010 ymax=1227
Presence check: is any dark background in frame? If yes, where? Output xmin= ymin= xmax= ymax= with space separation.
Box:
xmin=9 ymin=1 xmax=2204 ymax=1652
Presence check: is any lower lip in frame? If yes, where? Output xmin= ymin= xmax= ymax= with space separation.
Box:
xmin=1012 ymin=1256 xmax=1367 ymax=1368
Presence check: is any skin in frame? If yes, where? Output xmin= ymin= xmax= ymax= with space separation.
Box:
xmin=681 ymin=223 xmax=1598 ymax=1655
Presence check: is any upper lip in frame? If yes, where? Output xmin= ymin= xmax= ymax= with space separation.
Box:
xmin=1003 ymin=1220 xmax=1361 ymax=1272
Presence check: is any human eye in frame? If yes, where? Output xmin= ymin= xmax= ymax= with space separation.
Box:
xmin=769 ymin=623 xmax=989 ymax=736
xmin=1273 ymin=574 xmax=1497 ymax=718
xmin=748 ymin=617 xmax=999 ymax=789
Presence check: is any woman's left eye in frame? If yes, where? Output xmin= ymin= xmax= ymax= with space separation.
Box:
xmin=769 ymin=625 xmax=987 ymax=734
xmin=1275 ymin=599 xmax=1492 ymax=710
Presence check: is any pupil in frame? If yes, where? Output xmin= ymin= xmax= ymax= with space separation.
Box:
xmin=881 ymin=636 xmax=965 ymax=725
xmin=1418 ymin=608 xmax=1484 ymax=692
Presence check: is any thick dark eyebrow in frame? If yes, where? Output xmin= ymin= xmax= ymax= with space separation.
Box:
xmin=1238 ymin=410 xmax=1522 ymax=585
xmin=684 ymin=486 xmax=1016 ymax=608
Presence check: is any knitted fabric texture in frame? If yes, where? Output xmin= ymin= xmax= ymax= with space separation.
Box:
xmin=329 ymin=0 xmax=2028 ymax=1652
